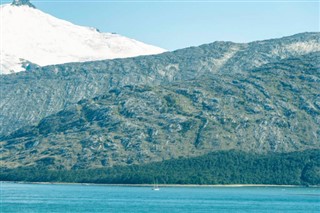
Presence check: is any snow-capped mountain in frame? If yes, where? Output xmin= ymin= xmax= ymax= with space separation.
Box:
xmin=0 ymin=0 xmax=166 ymax=74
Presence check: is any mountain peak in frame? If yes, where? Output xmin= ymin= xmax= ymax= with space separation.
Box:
xmin=0 ymin=1 xmax=165 ymax=74
xmin=11 ymin=0 xmax=35 ymax=8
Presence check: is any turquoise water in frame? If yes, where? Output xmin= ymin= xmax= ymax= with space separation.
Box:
xmin=1 ymin=182 xmax=319 ymax=213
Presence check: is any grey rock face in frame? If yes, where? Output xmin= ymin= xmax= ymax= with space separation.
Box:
xmin=11 ymin=0 xmax=35 ymax=8
xmin=0 ymin=33 xmax=319 ymax=137
xmin=1 ymin=52 xmax=319 ymax=169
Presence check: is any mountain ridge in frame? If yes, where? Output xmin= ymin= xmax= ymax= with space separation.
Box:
xmin=0 ymin=32 xmax=319 ymax=137
xmin=1 ymin=51 xmax=319 ymax=169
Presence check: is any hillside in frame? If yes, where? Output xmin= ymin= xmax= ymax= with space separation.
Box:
xmin=0 ymin=32 xmax=319 ymax=137
xmin=1 ymin=52 xmax=319 ymax=169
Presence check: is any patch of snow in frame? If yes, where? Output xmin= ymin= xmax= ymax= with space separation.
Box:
xmin=204 ymin=46 xmax=241 ymax=73
xmin=285 ymin=41 xmax=320 ymax=54
xmin=210 ymin=46 xmax=240 ymax=69
xmin=0 ymin=54 xmax=26 ymax=74
xmin=0 ymin=4 xmax=166 ymax=74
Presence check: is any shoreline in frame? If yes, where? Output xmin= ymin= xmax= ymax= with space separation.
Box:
xmin=1 ymin=181 xmax=317 ymax=188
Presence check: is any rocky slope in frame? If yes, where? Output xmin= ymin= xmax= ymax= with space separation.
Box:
xmin=0 ymin=32 xmax=319 ymax=137
xmin=1 ymin=52 xmax=319 ymax=169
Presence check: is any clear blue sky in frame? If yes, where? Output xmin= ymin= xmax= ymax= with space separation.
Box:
xmin=3 ymin=0 xmax=319 ymax=50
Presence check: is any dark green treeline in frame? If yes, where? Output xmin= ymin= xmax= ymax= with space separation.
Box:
xmin=1 ymin=150 xmax=319 ymax=185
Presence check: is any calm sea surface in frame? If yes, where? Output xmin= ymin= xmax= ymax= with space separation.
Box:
xmin=0 ymin=182 xmax=319 ymax=213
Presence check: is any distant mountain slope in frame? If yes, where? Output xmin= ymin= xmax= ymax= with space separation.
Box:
xmin=0 ymin=32 xmax=319 ymax=136
xmin=1 ymin=52 xmax=319 ymax=169
xmin=219 ymin=32 xmax=320 ymax=73
xmin=0 ymin=1 xmax=165 ymax=74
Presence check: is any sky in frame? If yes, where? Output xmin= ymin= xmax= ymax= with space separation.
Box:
xmin=2 ymin=0 xmax=319 ymax=50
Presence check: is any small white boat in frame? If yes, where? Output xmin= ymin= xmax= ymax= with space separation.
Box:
xmin=152 ymin=186 xmax=160 ymax=191
xmin=152 ymin=180 xmax=160 ymax=191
